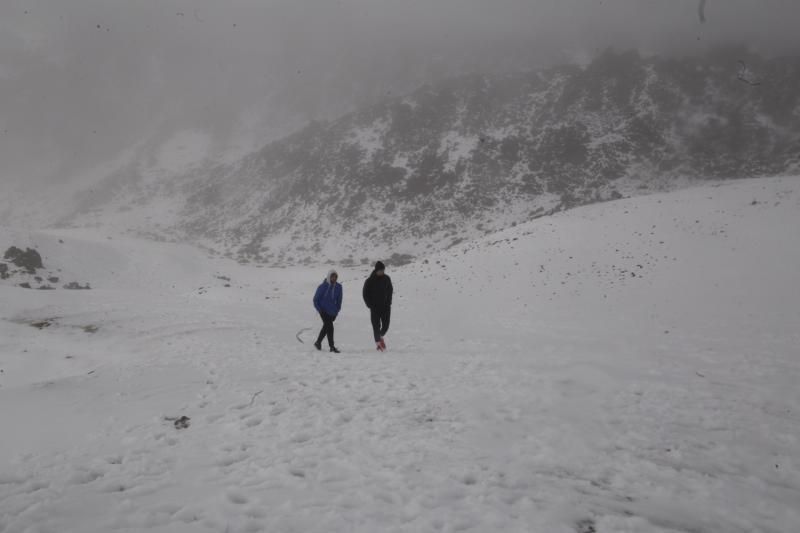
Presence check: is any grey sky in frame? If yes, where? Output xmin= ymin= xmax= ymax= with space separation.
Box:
xmin=1 ymin=0 xmax=799 ymax=188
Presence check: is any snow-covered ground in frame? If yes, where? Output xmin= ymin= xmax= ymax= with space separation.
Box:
xmin=1 ymin=177 xmax=798 ymax=533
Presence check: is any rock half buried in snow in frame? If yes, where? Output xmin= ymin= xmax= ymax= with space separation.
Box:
xmin=165 ymin=416 xmax=191 ymax=430
xmin=63 ymin=282 xmax=91 ymax=290
xmin=3 ymin=247 xmax=44 ymax=274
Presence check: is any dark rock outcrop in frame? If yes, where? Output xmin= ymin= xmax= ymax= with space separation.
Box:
xmin=4 ymin=247 xmax=44 ymax=274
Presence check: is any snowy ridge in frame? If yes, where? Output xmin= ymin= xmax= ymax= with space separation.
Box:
xmin=1 ymin=177 xmax=798 ymax=532
xmin=61 ymin=49 xmax=800 ymax=266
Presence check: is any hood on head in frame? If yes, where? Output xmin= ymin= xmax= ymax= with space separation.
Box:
xmin=326 ymin=269 xmax=338 ymax=283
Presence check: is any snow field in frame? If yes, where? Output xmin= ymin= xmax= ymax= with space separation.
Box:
xmin=0 ymin=177 xmax=798 ymax=532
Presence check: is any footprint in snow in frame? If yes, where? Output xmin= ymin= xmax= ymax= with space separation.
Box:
xmin=226 ymin=490 xmax=248 ymax=505
xmin=67 ymin=469 xmax=104 ymax=485
xmin=244 ymin=417 xmax=262 ymax=428
xmin=461 ymin=473 xmax=478 ymax=486
xmin=22 ymin=480 xmax=49 ymax=493
xmin=334 ymin=412 xmax=353 ymax=425
xmin=216 ymin=450 xmax=249 ymax=468
xmin=173 ymin=505 xmax=204 ymax=524
xmin=575 ymin=518 xmax=597 ymax=533
xmin=245 ymin=507 xmax=268 ymax=519
xmin=291 ymin=432 xmax=312 ymax=443
xmin=100 ymin=481 xmax=128 ymax=493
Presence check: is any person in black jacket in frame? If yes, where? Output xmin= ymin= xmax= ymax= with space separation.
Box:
xmin=362 ymin=261 xmax=393 ymax=351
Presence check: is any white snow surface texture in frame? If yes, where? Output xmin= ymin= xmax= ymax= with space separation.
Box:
xmin=1 ymin=177 xmax=799 ymax=533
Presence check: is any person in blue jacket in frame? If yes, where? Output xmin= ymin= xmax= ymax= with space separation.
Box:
xmin=313 ymin=269 xmax=342 ymax=353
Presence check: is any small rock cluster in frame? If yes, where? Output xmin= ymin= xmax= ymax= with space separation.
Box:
xmin=1 ymin=246 xmax=91 ymax=290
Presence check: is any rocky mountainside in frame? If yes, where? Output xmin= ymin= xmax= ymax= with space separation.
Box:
xmin=68 ymin=47 xmax=800 ymax=266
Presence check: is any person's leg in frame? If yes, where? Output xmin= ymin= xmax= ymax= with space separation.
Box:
xmin=317 ymin=313 xmax=333 ymax=346
xmin=379 ymin=307 xmax=391 ymax=337
xmin=315 ymin=313 xmax=327 ymax=348
xmin=370 ymin=309 xmax=382 ymax=343
xmin=326 ymin=315 xmax=336 ymax=348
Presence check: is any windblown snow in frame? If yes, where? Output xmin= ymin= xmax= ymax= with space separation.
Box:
xmin=0 ymin=177 xmax=798 ymax=533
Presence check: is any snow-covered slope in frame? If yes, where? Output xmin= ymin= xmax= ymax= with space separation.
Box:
xmin=62 ymin=49 xmax=800 ymax=266
xmin=1 ymin=177 xmax=798 ymax=532
xmin=0 ymin=228 xmax=213 ymax=292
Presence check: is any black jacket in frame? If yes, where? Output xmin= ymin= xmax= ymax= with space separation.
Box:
xmin=363 ymin=272 xmax=393 ymax=310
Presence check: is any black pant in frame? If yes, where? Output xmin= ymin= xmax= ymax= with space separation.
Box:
xmin=316 ymin=312 xmax=335 ymax=348
xmin=370 ymin=307 xmax=391 ymax=342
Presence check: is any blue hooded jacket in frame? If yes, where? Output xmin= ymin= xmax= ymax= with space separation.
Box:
xmin=313 ymin=270 xmax=343 ymax=317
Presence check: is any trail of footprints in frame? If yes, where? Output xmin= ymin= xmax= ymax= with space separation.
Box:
xmin=0 ymin=324 xmax=470 ymax=532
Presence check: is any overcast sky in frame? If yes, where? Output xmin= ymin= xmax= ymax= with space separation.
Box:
xmin=1 ymin=0 xmax=799 ymax=188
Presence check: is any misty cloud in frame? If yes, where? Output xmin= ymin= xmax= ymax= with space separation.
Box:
xmin=1 ymin=0 xmax=799 ymax=189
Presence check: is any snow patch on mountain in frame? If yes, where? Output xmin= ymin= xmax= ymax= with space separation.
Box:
xmin=438 ymin=131 xmax=480 ymax=173
xmin=348 ymin=118 xmax=390 ymax=160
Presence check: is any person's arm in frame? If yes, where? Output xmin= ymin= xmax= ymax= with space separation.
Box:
xmin=363 ymin=278 xmax=370 ymax=308
xmin=337 ymin=285 xmax=343 ymax=314
xmin=387 ymin=278 xmax=393 ymax=307
xmin=313 ymin=284 xmax=322 ymax=312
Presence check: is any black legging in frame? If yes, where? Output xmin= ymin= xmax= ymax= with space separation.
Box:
xmin=316 ymin=312 xmax=335 ymax=348
xmin=370 ymin=307 xmax=391 ymax=342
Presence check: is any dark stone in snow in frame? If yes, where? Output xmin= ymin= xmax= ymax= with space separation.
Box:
xmin=63 ymin=282 xmax=91 ymax=290
xmin=4 ymin=247 xmax=44 ymax=274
